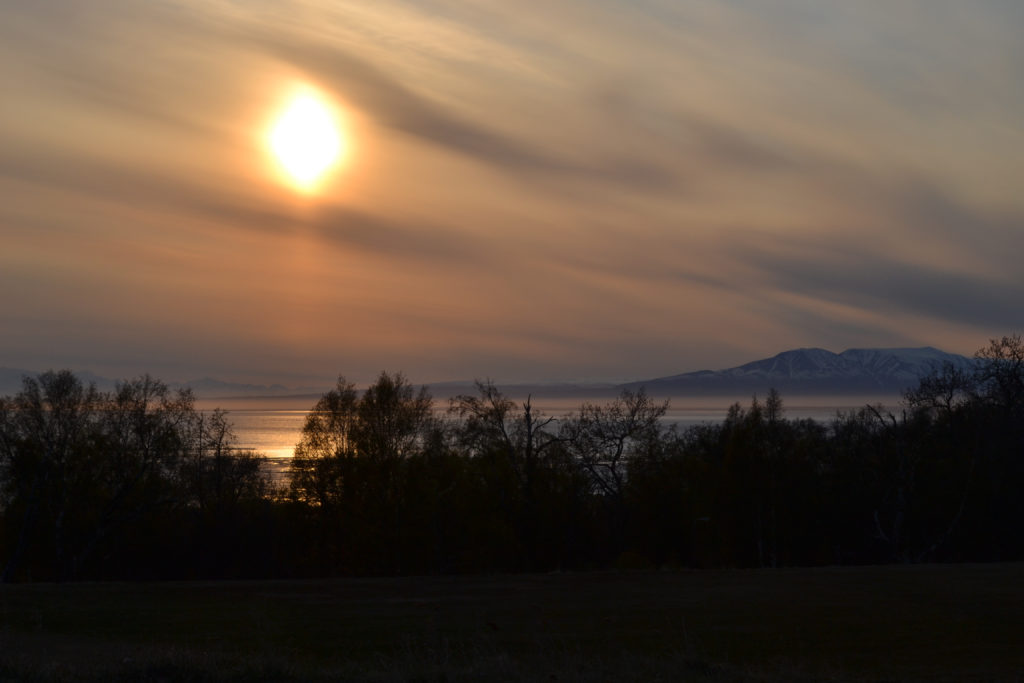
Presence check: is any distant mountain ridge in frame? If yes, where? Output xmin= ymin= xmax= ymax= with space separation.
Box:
xmin=623 ymin=347 xmax=975 ymax=396
xmin=0 ymin=367 xmax=312 ymax=398
xmin=2 ymin=346 xmax=976 ymax=400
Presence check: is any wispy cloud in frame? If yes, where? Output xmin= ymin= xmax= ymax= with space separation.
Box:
xmin=1 ymin=0 xmax=1022 ymax=383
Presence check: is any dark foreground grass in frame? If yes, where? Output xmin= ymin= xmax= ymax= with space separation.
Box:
xmin=1 ymin=563 xmax=1022 ymax=682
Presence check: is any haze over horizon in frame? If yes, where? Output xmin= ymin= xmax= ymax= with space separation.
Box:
xmin=0 ymin=343 xmax=979 ymax=395
xmin=3 ymin=1 xmax=1022 ymax=387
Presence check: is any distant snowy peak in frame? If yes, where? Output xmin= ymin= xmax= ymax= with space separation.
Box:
xmin=626 ymin=347 xmax=975 ymax=395
xmin=836 ymin=347 xmax=972 ymax=384
xmin=734 ymin=347 xmax=850 ymax=379
xmin=734 ymin=347 xmax=973 ymax=382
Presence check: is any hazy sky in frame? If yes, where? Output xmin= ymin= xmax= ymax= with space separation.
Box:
xmin=2 ymin=0 xmax=1022 ymax=386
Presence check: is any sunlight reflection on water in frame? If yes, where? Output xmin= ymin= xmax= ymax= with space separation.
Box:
xmin=199 ymin=394 xmax=898 ymax=483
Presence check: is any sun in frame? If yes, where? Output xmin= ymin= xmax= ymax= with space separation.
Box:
xmin=268 ymin=90 xmax=344 ymax=192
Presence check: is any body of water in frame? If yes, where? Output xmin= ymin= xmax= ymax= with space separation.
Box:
xmin=198 ymin=393 xmax=900 ymax=482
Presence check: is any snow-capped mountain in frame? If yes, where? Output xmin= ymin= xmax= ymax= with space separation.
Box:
xmin=624 ymin=347 xmax=975 ymax=396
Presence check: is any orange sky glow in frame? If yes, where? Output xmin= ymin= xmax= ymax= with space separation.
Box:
xmin=1 ymin=1 xmax=1022 ymax=387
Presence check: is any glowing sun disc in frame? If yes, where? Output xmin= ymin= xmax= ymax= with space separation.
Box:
xmin=269 ymin=93 xmax=342 ymax=189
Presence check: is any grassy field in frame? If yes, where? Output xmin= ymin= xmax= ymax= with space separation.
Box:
xmin=1 ymin=563 xmax=1022 ymax=682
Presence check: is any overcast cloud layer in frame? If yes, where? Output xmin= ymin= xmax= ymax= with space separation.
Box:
xmin=1 ymin=0 xmax=1022 ymax=386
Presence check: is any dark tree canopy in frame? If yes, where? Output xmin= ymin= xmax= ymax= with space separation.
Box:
xmin=4 ymin=335 xmax=1024 ymax=580
xmin=0 ymin=371 xmax=270 ymax=581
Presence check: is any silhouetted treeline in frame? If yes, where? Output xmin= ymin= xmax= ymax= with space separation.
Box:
xmin=2 ymin=336 xmax=1023 ymax=581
